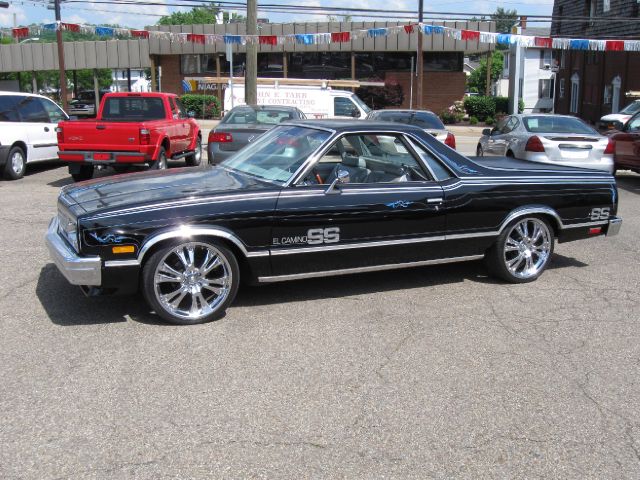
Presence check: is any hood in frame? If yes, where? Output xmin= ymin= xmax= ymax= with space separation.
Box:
xmin=600 ymin=113 xmax=632 ymax=123
xmin=62 ymin=166 xmax=273 ymax=215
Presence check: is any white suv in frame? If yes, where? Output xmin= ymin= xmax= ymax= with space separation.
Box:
xmin=0 ymin=92 xmax=68 ymax=180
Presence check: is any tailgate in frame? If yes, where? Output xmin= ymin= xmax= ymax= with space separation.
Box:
xmin=59 ymin=121 xmax=141 ymax=151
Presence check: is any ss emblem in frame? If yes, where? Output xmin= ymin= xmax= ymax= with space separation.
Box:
xmin=307 ymin=227 xmax=340 ymax=245
xmin=590 ymin=207 xmax=610 ymax=221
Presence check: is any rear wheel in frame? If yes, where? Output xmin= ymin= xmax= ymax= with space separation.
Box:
xmin=506 ymin=150 xmax=515 ymax=158
xmin=485 ymin=216 xmax=554 ymax=283
xmin=142 ymin=239 xmax=240 ymax=325
xmin=3 ymin=146 xmax=26 ymax=180
xmin=71 ymin=164 xmax=94 ymax=182
xmin=185 ymin=137 xmax=202 ymax=167
xmin=149 ymin=146 xmax=167 ymax=170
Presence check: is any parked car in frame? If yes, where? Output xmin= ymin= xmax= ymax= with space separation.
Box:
xmin=476 ymin=114 xmax=615 ymax=173
xmin=598 ymin=100 xmax=640 ymax=131
xmin=57 ymin=92 xmax=201 ymax=181
xmin=68 ymin=89 xmax=109 ymax=117
xmin=0 ymin=91 xmax=68 ymax=180
xmin=46 ymin=120 xmax=621 ymax=325
xmin=606 ymin=112 xmax=640 ymax=174
xmin=366 ymin=109 xmax=456 ymax=149
xmin=208 ymin=105 xmax=306 ymax=164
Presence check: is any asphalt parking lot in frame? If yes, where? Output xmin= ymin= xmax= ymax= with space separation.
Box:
xmin=1 ymin=149 xmax=640 ymax=478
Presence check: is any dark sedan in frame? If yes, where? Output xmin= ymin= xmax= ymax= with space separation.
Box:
xmin=47 ymin=120 xmax=621 ymax=325
xmin=207 ymin=105 xmax=306 ymax=164
xmin=366 ymin=109 xmax=456 ymax=149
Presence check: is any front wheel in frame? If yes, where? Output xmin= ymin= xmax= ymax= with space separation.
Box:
xmin=476 ymin=144 xmax=484 ymax=157
xmin=141 ymin=239 xmax=240 ymax=325
xmin=485 ymin=216 xmax=554 ymax=283
xmin=3 ymin=146 xmax=26 ymax=180
xmin=185 ymin=137 xmax=202 ymax=167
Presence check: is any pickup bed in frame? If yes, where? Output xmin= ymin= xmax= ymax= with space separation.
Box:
xmin=57 ymin=92 xmax=202 ymax=181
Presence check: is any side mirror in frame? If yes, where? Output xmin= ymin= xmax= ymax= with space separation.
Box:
xmin=612 ymin=121 xmax=624 ymax=131
xmin=188 ymin=111 xmax=196 ymax=118
xmin=351 ymin=109 xmax=361 ymax=118
xmin=482 ymin=128 xmax=492 ymax=136
xmin=325 ymin=168 xmax=350 ymax=195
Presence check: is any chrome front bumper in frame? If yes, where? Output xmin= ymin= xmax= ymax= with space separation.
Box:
xmin=45 ymin=217 xmax=102 ymax=286
xmin=607 ymin=217 xmax=623 ymax=236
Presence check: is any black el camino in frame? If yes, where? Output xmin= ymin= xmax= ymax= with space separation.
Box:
xmin=46 ymin=120 xmax=622 ymax=325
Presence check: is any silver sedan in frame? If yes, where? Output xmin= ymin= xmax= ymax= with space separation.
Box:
xmin=476 ymin=114 xmax=615 ymax=173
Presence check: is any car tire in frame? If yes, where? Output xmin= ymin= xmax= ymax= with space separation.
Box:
xmin=476 ymin=144 xmax=484 ymax=157
xmin=113 ymin=165 xmax=131 ymax=174
xmin=3 ymin=146 xmax=26 ymax=180
xmin=71 ymin=165 xmax=95 ymax=182
xmin=150 ymin=147 xmax=168 ymax=170
xmin=506 ymin=150 xmax=515 ymax=158
xmin=185 ymin=137 xmax=202 ymax=167
xmin=485 ymin=216 xmax=554 ymax=284
xmin=141 ymin=239 xmax=240 ymax=325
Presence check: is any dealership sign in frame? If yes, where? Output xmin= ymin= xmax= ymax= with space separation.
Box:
xmin=183 ymin=78 xmax=220 ymax=93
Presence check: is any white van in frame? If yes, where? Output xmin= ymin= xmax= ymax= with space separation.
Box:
xmin=224 ymin=84 xmax=371 ymax=119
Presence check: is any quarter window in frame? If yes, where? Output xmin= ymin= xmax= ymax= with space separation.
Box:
xmin=40 ymin=98 xmax=67 ymax=123
xmin=0 ymin=95 xmax=21 ymax=122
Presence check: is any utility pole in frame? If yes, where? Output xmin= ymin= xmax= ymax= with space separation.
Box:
xmin=416 ymin=0 xmax=424 ymax=109
xmin=54 ymin=0 xmax=68 ymax=110
xmin=245 ymin=0 xmax=258 ymax=105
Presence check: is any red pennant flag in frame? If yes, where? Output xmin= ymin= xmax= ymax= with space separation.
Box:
xmin=330 ymin=32 xmax=350 ymax=43
xmin=187 ymin=34 xmax=205 ymax=44
xmin=62 ymin=23 xmax=80 ymax=32
xmin=259 ymin=35 xmax=278 ymax=45
xmin=461 ymin=30 xmax=480 ymax=41
xmin=404 ymin=25 xmax=414 ymax=34
xmin=131 ymin=30 xmax=149 ymax=39
xmin=605 ymin=40 xmax=624 ymax=51
xmin=534 ymin=37 xmax=553 ymax=48
xmin=12 ymin=27 xmax=29 ymax=39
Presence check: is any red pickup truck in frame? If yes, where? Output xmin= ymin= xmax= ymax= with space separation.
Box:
xmin=57 ymin=92 xmax=202 ymax=181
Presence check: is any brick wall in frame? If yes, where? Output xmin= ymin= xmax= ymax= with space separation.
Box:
xmin=384 ymin=71 xmax=466 ymax=113
xmin=158 ymin=55 xmax=182 ymax=95
xmin=551 ymin=0 xmax=640 ymax=38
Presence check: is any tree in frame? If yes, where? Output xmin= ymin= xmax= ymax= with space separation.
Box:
xmin=467 ymin=50 xmax=504 ymax=95
xmin=158 ymin=4 xmax=245 ymax=25
xmin=492 ymin=7 xmax=518 ymax=34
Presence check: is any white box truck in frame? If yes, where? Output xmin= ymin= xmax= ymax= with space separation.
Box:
xmin=223 ymin=84 xmax=371 ymax=119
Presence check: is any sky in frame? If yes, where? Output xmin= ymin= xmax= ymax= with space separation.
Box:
xmin=1 ymin=0 xmax=554 ymax=31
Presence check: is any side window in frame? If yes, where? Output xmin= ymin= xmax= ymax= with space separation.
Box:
xmin=169 ymin=97 xmax=179 ymax=119
xmin=40 ymin=98 xmax=67 ymax=123
xmin=18 ymin=96 xmax=50 ymax=123
xmin=309 ymin=133 xmax=430 ymax=185
xmin=0 ymin=96 xmax=21 ymax=122
xmin=628 ymin=116 xmax=640 ymax=132
xmin=334 ymin=97 xmax=359 ymax=118
xmin=494 ymin=117 xmax=509 ymax=135
xmin=408 ymin=139 xmax=453 ymax=181
xmin=174 ymin=98 xmax=188 ymax=119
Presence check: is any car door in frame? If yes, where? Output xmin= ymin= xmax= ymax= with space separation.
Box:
xmin=174 ymin=98 xmax=195 ymax=151
xmin=485 ymin=117 xmax=508 ymax=155
xmin=269 ymin=132 xmax=447 ymax=277
xmin=492 ymin=116 xmax=516 ymax=155
xmin=18 ymin=96 xmax=58 ymax=162
xmin=39 ymin=97 xmax=68 ymax=160
xmin=614 ymin=115 xmax=640 ymax=169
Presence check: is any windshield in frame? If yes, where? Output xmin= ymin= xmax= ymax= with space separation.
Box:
xmin=523 ymin=116 xmax=598 ymax=135
xmin=351 ymin=95 xmax=372 ymax=114
xmin=101 ymin=97 xmax=166 ymax=121
xmin=620 ymin=101 xmax=640 ymax=115
xmin=221 ymin=125 xmax=331 ymax=185
xmin=222 ymin=107 xmax=296 ymax=125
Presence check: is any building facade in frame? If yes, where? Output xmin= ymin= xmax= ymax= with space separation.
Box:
xmin=551 ymin=0 xmax=640 ymax=122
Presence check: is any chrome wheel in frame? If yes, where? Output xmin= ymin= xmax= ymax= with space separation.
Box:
xmin=503 ymin=218 xmax=552 ymax=279
xmin=194 ymin=138 xmax=202 ymax=163
xmin=11 ymin=151 xmax=25 ymax=176
xmin=153 ymin=242 xmax=232 ymax=321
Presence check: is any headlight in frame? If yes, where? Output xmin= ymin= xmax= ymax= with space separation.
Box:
xmin=57 ymin=209 xmax=79 ymax=252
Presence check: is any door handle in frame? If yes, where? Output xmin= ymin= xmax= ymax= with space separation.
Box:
xmin=427 ymin=198 xmax=443 ymax=204
xmin=96 ymin=125 xmax=106 ymax=130
xmin=44 ymin=127 xmax=50 ymax=132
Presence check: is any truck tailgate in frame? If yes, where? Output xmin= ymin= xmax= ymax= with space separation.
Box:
xmin=59 ymin=121 xmax=141 ymax=151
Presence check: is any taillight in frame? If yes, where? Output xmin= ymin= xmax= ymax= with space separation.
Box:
xmin=208 ymin=132 xmax=233 ymax=143
xmin=56 ymin=126 xmax=63 ymax=144
xmin=139 ymin=128 xmax=150 ymax=145
xmin=604 ymin=138 xmax=615 ymax=155
xmin=444 ymin=132 xmax=456 ymax=149
xmin=525 ymin=135 xmax=545 ymax=152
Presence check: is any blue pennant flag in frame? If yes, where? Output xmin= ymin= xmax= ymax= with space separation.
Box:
xmin=422 ymin=25 xmax=444 ymax=35
xmin=95 ymin=27 xmax=114 ymax=37
xmin=570 ymin=39 xmax=589 ymax=50
xmin=42 ymin=23 xmax=57 ymax=31
xmin=496 ymin=34 xmax=511 ymax=45
xmin=367 ymin=28 xmax=387 ymax=38
xmin=294 ymin=34 xmax=315 ymax=45
xmin=223 ymin=35 xmax=242 ymax=44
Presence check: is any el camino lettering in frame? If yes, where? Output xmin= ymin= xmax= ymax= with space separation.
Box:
xmin=273 ymin=227 xmax=340 ymax=246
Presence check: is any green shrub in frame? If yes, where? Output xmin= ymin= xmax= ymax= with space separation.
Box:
xmin=180 ymin=94 xmax=221 ymax=119
xmin=463 ymin=96 xmax=496 ymax=121
xmin=485 ymin=116 xmax=495 ymax=126
xmin=440 ymin=110 xmax=458 ymax=125
xmin=469 ymin=116 xmax=479 ymax=125
xmin=518 ymin=99 xmax=525 ymax=114
xmin=494 ymin=96 xmax=509 ymax=114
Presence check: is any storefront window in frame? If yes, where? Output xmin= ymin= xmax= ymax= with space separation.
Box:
xmin=424 ymin=52 xmax=463 ymax=72
xmin=288 ymin=52 xmax=351 ymax=80
xmin=258 ymin=53 xmax=284 ymax=78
